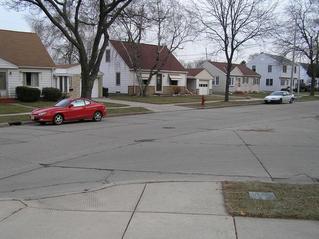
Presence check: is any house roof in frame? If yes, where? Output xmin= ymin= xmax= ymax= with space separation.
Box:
xmin=110 ymin=40 xmax=186 ymax=72
xmin=208 ymin=61 xmax=259 ymax=76
xmin=263 ymin=53 xmax=293 ymax=65
xmin=187 ymin=68 xmax=204 ymax=77
xmin=55 ymin=63 xmax=80 ymax=69
xmin=0 ymin=29 xmax=55 ymax=68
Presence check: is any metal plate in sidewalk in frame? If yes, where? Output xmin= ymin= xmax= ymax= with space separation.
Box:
xmin=249 ymin=191 xmax=276 ymax=200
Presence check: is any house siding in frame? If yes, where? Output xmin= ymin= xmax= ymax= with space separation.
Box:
xmin=203 ymin=62 xmax=227 ymax=93
xmin=247 ymin=53 xmax=300 ymax=91
xmin=100 ymin=44 xmax=133 ymax=94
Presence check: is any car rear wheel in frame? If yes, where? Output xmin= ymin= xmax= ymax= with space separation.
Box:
xmin=93 ymin=111 xmax=102 ymax=122
xmin=53 ymin=114 xmax=64 ymax=125
xmin=289 ymin=98 xmax=294 ymax=104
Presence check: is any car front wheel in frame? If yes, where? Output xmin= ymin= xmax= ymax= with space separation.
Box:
xmin=93 ymin=111 xmax=102 ymax=122
xmin=279 ymin=98 xmax=283 ymax=104
xmin=53 ymin=114 xmax=64 ymax=125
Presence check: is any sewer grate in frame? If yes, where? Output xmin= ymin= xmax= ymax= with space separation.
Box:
xmin=134 ymin=139 xmax=156 ymax=143
xmin=249 ymin=191 xmax=276 ymax=200
xmin=162 ymin=126 xmax=176 ymax=129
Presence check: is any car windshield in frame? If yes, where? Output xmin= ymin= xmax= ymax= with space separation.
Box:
xmin=54 ymin=99 xmax=70 ymax=107
xmin=270 ymin=91 xmax=284 ymax=96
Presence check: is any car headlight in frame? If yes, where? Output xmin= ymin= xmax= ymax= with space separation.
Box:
xmin=38 ymin=112 xmax=47 ymax=116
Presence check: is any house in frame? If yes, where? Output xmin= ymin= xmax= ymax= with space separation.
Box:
xmin=247 ymin=53 xmax=299 ymax=92
xmin=100 ymin=40 xmax=188 ymax=95
xmin=203 ymin=61 xmax=260 ymax=93
xmin=187 ymin=68 xmax=214 ymax=95
xmin=54 ymin=64 xmax=103 ymax=98
xmin=0 ymin=29 xmax=55 ymax=98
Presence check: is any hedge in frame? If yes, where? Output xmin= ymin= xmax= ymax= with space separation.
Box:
xmin=16 ymin=86 xmax=41 ymax=102
xmin=42 ymin=87 xmax=62 ymax=101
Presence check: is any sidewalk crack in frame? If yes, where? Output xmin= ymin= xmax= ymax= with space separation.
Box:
xmin=121 ymin=183 xmax=147 ymax=239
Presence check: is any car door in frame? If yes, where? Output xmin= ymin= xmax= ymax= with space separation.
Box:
xmin=64 ymin=99 xmax=86 ymax=120
xmin=83 ymin=100 xmax=95 ymax=119
xmin=283 ymin=92 xmax=290 ymax=103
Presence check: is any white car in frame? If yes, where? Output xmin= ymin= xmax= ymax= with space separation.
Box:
xmin=264 ymin=91 xmax=295 ymax=104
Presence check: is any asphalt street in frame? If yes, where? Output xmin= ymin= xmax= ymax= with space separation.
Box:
xmin=0 ymin=101 xmax=318 ymax=199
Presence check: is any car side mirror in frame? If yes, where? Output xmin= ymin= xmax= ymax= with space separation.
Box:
xmin=69 ymin=104 xmax=74 ymax=108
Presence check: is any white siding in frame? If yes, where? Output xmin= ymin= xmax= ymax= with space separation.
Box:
xmin=7 ymin=68 xmax=53 ymax=97
xmin=0 ymin=57 xmax=17 ymax=69
xmin=100 ymin=44 xmax=134 ymax=94
xmin=247 ymin=53 xmax=300 ymax=91
xmin=203 ymin=61 xmax=227 ymax=93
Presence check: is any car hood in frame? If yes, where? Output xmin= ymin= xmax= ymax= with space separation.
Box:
xmin=32 ymin=107 xmax=63 ymax=114
xmin=264 ymin=95 xmax=281 ymax=100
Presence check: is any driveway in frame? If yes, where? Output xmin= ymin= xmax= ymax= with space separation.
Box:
xmin=0 ymin=101 xmax=318 ymax=199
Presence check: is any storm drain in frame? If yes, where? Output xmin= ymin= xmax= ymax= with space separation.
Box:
xmin=249 ymin=191 xmax=276 ymax=200
xmin=162 ymin=126 xmax=176 ymax=129
xmin=134 ymin=139 xmax=156 ymax=143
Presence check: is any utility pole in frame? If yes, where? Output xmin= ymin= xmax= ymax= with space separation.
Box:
xmin=290 ymin=18 xmax=297 ymax=94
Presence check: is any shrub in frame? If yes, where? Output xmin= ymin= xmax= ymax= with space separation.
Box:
xmin=42 ymin=87 xmax=62 ymax=101
xmin=16 ymin=86 xmax=41 ymax=102
xmin=172 ymin=86 xmax=181 ymax=95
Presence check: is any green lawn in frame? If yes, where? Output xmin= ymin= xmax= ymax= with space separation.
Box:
xmin=247 ymin=92 xmax=270 ymax=99
xmin=297 ymin=95 xmax=319 ymax=102
xmin=0 ymin=103 xmax=31 ymax=114
xmin=108 ymin=107 xmax=151 ymax=115
xmin=18 ymin=101 xmax=55 ymax=108
xmin=108 ymin=95 xmax=233 ymax=104
xmin=223 ymin=181 xmax=319 ymax=220
xmin=102 ymin=102 xmax=129 ymax=108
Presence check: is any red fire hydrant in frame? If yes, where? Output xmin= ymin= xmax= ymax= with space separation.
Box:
xmin=201 ymin=95 xmax=205 ymax=107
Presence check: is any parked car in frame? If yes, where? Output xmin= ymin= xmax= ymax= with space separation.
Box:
xmin=31 ymin=98 xmax=107 ymax=125
xmin=264 ymin=91 xmax=295 ymax=104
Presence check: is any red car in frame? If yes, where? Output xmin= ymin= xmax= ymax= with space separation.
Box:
xmin=31 ymin=98 xmax=107 ymax=125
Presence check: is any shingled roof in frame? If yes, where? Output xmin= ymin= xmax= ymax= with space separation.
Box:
xmin=208 ymin=61 xmax=259 ymax=76
xmin=0 ymin=29 xmax=55 ymax=68
xmin=187 ymin=68 xmax=204 ymax=77
xmin=110 ymin=40 xmax=186 ymax=72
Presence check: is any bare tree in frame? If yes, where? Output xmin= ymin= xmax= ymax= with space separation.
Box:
xmin=4 ymin=0 xmax=133 ymax=98
xmin=27 ymin=16 xmax=79 ymax=64
xmin=193 ymin=0 xmax=276 ymax=101
xmin=115 ymin=0 xmax=195 ymax=96
xmin=276 ymin=0 xmax=319 ymax=96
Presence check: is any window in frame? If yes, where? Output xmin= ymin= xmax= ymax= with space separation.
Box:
xmin=252 ymin=65 xmax=256 ymax=72
xmin=116 ymin=72 xmax=121 ymax=86
xmin=71 ymin=99 xmax=85 ymax=107
xmin=294 ymin=66 xmax=297 ymax=73
xmin=84 ymin=100 xmax=91 ymax=105
xmin=58 ymin=76 xmax=68 ymax=93
xmin=266 ymin=78 xmax=273 ymax=86
xmin=215 ymin=76 xmax=220 ymax=85
xmin=230 ymin=77 xmax=234 ymax=86
xmin=170 ymin=80 xmax=178 ymax=86
xmin=268 ymin=65 xmax=272 ymax=73
xmin=253 ymin=78 xmax=260 ymax=85
xmin=280 ymin=79 xmax=286 ymax=86
xmin=0 ymin=72 xmax=6 ymax=90
xmin=283 ymin=65 xmax=287 ymax=73
xmin=64 ymin=77 xmax=68 ymax=93
xmin=23 ymin=72 xmax=39 ymax=87
xmin=243 ymin=77 xmax=249 ymax=84
xmin=105 ymin=49 xmax=111 ymax=62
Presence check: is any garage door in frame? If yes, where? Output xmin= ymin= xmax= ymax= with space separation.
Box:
xmin=199 ymin=81 xmax=209 ymax=95
xmin=91 ymin=79 xmax=99 ymax=98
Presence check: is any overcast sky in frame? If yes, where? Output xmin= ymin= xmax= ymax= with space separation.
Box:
xmin=0 ymin=1 xmax=289 ymax=64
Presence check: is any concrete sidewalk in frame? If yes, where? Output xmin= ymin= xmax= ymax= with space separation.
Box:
xmin=0 ymin=181 xmax=318 ymax=239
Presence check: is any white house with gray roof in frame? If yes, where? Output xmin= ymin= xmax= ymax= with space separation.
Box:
xmin=247 ymin=53 xmax=300 ymax=92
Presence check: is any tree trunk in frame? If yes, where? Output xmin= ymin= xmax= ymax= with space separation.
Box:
xmin=309 ymin=62 xmax=316 ymax=96
xmin=80 ymin=70 xmax=94 ymax=98
xmin=224 ymin=62 xmax=232 ymax=102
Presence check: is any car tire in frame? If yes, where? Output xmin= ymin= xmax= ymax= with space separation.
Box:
xmin=289 ymin=98 xmax=294 ymax=104
xmin=279 ymin=98 xmax=283 ymax=104
xmin=53 ymin=114 xmax=64 ymax=125
xmin=93 ymin=111 xmax=102 ymax=122
xmin=264 ymin=100 xmax=268 ymax=104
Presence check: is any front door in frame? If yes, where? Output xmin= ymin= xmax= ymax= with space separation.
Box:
xmin=0 ymin=71 xmax=7 ymax=97
xmin=156 ymin=74 xmax=162 ymax=92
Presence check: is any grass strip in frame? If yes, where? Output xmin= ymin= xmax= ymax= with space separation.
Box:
xmin=223 ymin=181 xmax=319 ymax=220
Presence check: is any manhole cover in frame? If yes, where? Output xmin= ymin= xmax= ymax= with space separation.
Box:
xmin=162 ymin=126 xmax=176 ymax=129
xmin=134 ymin=139 xmax=156 ymax=143
xmin=249 ymin=191 xmax=276 ymax=200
